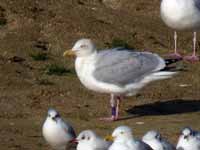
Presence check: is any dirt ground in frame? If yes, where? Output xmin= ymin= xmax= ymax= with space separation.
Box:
xmin=0 ymin=0 xmax=200 ymax=149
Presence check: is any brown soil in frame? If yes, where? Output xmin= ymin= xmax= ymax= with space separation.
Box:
xmin=0 ymin=0 xmax=200 ymax=149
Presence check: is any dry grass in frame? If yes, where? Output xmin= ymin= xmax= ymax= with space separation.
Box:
xmin=0 ymin=0 xmax=200 ymax=150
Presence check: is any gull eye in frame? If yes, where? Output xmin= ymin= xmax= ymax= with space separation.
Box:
xmin=80 ymin=45 xmax=87 ymax=48
xmin=81 ymin=136 xmax=85 ymax=140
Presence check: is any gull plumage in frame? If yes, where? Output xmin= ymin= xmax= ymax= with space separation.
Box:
xmin=142 ymin=130 xmax=175 ymax=150
xmin=76 ymin=130 xmax=111 ymax=150
xmin=176 ymin=127 xmax=200 ymax=150
xmin=42 ymin=108 xmax=76 ymax=150
xmin=63 ymin=39 xmax=176 ymax=121
xmin=161 ymin=0 xmax=200 ymax=61
xmin=106 ymin=126 xmax=153 ymax=150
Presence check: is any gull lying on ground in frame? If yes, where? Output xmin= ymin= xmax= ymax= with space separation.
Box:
xmin=105 ymin=125 xmax=153 ymax=150
xmin=142 ymin=130 xmax=175 ymax=150
xmin=76 ymin=130 xmax=111 ymax=150
xmin=176 ymin=127 xmax=200 ymax=150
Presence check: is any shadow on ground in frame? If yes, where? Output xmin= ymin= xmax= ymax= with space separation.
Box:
xmin=126 ymin=99 xmax=200 ymax=116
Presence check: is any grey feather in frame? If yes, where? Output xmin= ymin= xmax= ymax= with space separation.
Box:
xmin=136 ymin=140 xmax=153 ymax=150
xmin=94 ymin=139 xmax=111 ymax=150
xmin=161 ymin=140 xmax=176 ymax=150
xmin=128 ymin=139 xmax=153 ymax=150
xmin=194 ymin=130 xmax=200 ymax=140
xmin=194 ymin=0 xmax=200 ymax=11
xmin=67 ymin=125 xmax=76 ymax=138
xmin=93 ymin=48 xmax=165 ymax=86
xmin=59 ymin=119 xmax=76 ymax=138
xmin=177 ymin=147 xmax=184 ymax=150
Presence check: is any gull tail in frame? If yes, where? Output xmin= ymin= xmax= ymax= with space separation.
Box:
xmin=126 ymin=71 xmax=177 ymax=97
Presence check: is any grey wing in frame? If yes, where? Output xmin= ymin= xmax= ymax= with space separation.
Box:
xmin=137 ymin=140 xmax=153 ymax=150
xmin=194 ymin=0 xmax=200 ymax=11
xmin=194 ymin=130 xmax=200 ymax=140
xmin=130 ymin=140 xmax=153 ymax=150
xmin=60 ymin=119 xmax=76 ymax=138
xmin=93 ymin=48 xmax=165 ymax=86
xmin=94 ymin=139 xmax=111 ymax=150
xmin=67 ymin=124 xmax=76 ymax=138
xmin=141 ymin=142 xmax=153 ymax=150
xmin=196 ymin=133 xmax=200 ymax=140
xmin=176 ymin=147 xmax=184 ymax=150
xmin=162 ymin=140 xmax=176 ymax=150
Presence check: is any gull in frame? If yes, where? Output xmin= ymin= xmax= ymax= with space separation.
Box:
xmin=105 ymin=125 xmax=153 ymax=150
xmin=195 ymin=131 xmax=200 ymax=140
xmin=76 ymin=130 xmax=111 ymax=150
xmin=142 ymin=130 xmax=176 ymax=150
xmin=63 ymin=38 xmax=176 ymax=121
xmin=176 ymin=127 xmax=200 ymax=150
xmin=160 ymin=0 xmax=200 ymax=62
xmin=42 ymin=108 xmax=76 ymax=150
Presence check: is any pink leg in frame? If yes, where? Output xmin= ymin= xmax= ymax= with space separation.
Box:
xmin=184 ymin=32 xmax=199 ymax=62
xmin=167 ymin=31 xmax=182 ymax=59
xmin=99 ymin=94 xmax=121 ymax=121
xmin=115 ymin=96 xmax=121 ymax=120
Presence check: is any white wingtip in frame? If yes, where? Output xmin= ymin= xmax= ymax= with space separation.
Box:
xmin=153 ymin=71 xmax=178 ymax=76
xmin=143 ymin=71 xmax=177 ymax=83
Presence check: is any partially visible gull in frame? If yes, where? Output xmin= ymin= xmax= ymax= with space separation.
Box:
xmin=63 ymin=38 xmax=176 ymax=121
xmin=176 ymin=127 xmax=200 ymax=150
xmin=105 ymin=125 xmax=153 ymax=150
xmin=76 ymin=130 xmax=111 ymax=150
xmin=195 ymin=131 xmax=200 ymax=140
xmin=160 ymin=0 xmax=200 ymax=62
xmin=142 ymin=130 xmax=175 ymax=150
xmin=42 ymin=108 xmax=76 ymax=150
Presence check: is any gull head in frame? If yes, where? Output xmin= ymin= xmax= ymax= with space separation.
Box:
xmin=47 ymin=108 xmax=61 ymax=123
xmin=106 ymin=126 xmax=133 ymax=142
xmin=76 ymin=130 xmax=98 ymax=144
xmin=143 ymin=130 xmax=161 ymax=141
xmin=181 ymin=127 xmax=193 ymax=140
xmin=63 ymin=38 xmax=96 ymax=57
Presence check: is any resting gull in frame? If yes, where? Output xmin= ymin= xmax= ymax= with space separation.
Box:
xmin=160 ymin=0 xmax=200 ymax=62
xmin=176 ymin=127 xmax=200 ymax=150
xmin=105 ymin=126 xmax=153 ymax=150
xmin=75 ymin=130 xmax=111 ymax=150
xmin=63 ymin=38 xmax=176 ymax=121
xmin=142 ymin=130 xmax=175 ymax=150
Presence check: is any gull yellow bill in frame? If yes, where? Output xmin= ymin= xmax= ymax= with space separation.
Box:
xmin=104 ymin=135 xmax=115 ymax=141
xmin=63 ymin=49 xmax=75 ymax=57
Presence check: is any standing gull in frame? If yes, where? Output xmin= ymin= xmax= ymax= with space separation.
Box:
xmin=160 ymin=0 xmax=200 ymax=62
xmin=63 ymin=38 xmax=176 ymax=121
xmin=42 ymin=108 xmax=76 ymax=150
xmin=142 ymin=130 xmax=175 ymax=150
xmin=105 ymin=126 xmax=153 ymax=150
xmin=176 ymin=127 xmax=200 ymax=150
xmin=76 ymin=130 xmax=111 ymax=150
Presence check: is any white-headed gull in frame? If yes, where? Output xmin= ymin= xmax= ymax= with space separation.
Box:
xmin=42 ymin=108 xmax=76 ymax=150
xmin=105 ymin=125 xmax=153 ymax=150
xmin=63 ymin=39 xmax=176 ymax=121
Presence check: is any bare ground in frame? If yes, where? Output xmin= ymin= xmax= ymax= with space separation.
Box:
xmin=0 ymin=0 xmax=200 ymax=149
